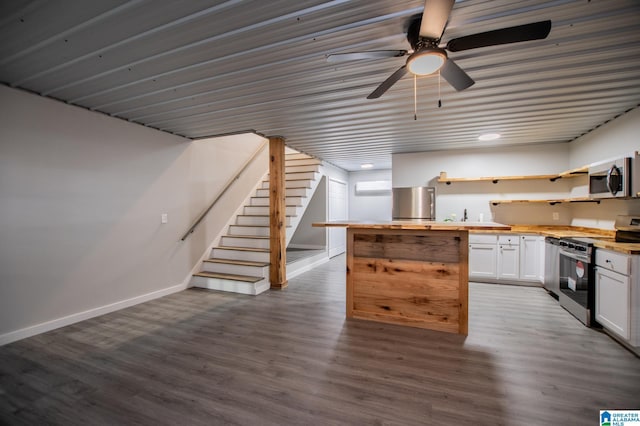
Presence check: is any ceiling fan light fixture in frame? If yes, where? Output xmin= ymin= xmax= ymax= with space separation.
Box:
xmin=406 ymin=48 xmax=447 ymax=76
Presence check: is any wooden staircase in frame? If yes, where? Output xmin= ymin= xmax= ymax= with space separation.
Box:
xmin=190 ymin=153 xmax=323 ymax=295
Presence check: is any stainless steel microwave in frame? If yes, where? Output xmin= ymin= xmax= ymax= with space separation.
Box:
xmin=588 ymin=156 xmax=632 ymax=198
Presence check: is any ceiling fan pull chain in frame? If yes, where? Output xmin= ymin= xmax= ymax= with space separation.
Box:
xmin=438 ymin=71 xmax=442 ymax=108
xmin=414 ymin=74 xmax=418 ymax=120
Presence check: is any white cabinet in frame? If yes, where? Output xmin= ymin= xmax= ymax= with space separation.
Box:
xmin=498 ymin=235 xmax=520 ymax=280
xmin=469 ymin=234 xmax=498 ymax=279
xmin=596 ymin=249 xmax=633 ymax=341
xmin=469 ymin=243 xmax=498 ymax=279
xmin=469 ymin=234 xmax=543 ymax=283
xmin=520 ymin=235 xmax=543 ymax=282
xmin=596 ymin=265 xmax=630 ymax=339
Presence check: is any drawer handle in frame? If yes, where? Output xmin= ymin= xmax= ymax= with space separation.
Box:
xmin=605 ymin=259 xmax=612 ymax=264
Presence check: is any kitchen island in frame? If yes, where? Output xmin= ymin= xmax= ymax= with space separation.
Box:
xmin=313 ymin=221 xmax=511 ymax=335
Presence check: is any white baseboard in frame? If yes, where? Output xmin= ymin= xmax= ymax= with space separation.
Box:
xmin=286 ymin=252 xmax=330 ymax=280
xmin=287 ymin=244 xmax=326 ymax=250
xmin=0 ymin=283 xmax=188 ymax=346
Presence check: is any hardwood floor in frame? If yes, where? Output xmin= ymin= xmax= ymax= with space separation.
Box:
xmin=1 ymin=254 xmax=639 ymax=425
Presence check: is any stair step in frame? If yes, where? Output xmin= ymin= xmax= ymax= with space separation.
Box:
xmin=215 ymin=246 xmax=269 ymax=252
xmin=229 ymin=224 xmax=293 ymax=236
xmin=212 ymin=246 xmax=270 ymax=262
xmin=236 ymin=215 xmax=292 ymax=226
xmin=250 ymin=196 xmax=303 ymax=206
xmin=261 ymin=179 xmax=312 ymax=189
xmin=285 ymin=158 xmax=322 ymax=167
xmin=202 ymin=258 xmax=269 ymax=276
xmin=193 ymin=271 xmax=263 ymax=283
xmin=285 ymin=153 xmax=314 ymax=160
xmin=221 ymin=235 xmax=270 ymax=249
xmin=255 ymin=187 xmax=309 ymax=197
xmin=285 ymin=164 xmax=320 ymax=173
xmin=266 ymin=171 xmax=317 ymax=180
xmin=205 ymin=259 xmax=269 ymax=267
xmin=244 ymin=205 xmax=298 ymax=216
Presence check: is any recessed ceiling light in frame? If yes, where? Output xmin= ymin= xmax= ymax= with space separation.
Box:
xmin=360 ymin=163 xmax=374 ymax=169
xmin=478 ymin=133 xmax=501 ymax=141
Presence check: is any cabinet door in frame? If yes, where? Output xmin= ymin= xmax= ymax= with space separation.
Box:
xmin=469 ymin=244 xmax=497 ymax=279
xmin=537 ymin=237 xmax=546 ymax=283
xmin=519 ymin=235 xmax=540 ymax=282
xmin=498 ymin=244 xmax=520 ymax=279
xmin=596 ymin=266 xmax=630 ymax=340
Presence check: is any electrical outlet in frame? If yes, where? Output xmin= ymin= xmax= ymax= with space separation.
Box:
xmin=161 ymin=213 xmax=168 ymax=224
xmin=552 ymin=212 xmax=559 ymax=221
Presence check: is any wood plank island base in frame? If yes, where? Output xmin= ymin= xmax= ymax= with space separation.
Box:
xmin=313 ymin=221 xmax=511 ymax=335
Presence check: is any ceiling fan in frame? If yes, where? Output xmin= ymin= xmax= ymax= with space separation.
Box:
xmin=326 ymin=0 xmax=552 ymax=99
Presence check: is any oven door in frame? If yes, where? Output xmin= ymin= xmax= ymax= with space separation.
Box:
xmin=559 ymin=250 xmax=590 ymax=305
xmin=559 ymin=249 xmax=596 ymax=326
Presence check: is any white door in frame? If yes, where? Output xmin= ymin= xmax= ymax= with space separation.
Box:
xmin=328 ymin=178 xmax=347 ymax=257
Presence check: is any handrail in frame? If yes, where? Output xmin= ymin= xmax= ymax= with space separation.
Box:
xmin=180 ymin=140 xmax=268 ymax=241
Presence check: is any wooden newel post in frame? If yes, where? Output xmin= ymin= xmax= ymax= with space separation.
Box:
xmin=269 ymin=136 xmax=287 ymax=289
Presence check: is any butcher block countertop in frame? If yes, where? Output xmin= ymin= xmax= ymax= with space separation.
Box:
xmin=314 ymin=222 xmax=640 ymax=254
xmin=312 ymin=220 xmax=511 ymax=231
xmin=481 ymin=225 xmax=615 ymax=238
xmin=591 ymin=239 xmax=640 ymax=255
xmin=472 ymin=225 xmax=640 ymax=255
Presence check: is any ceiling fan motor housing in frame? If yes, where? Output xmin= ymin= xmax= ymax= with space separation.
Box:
xmin=407 ymin=16 xmax=440 ymax=50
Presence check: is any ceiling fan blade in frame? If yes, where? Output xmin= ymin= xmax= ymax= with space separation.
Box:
xmin=446 ymin=20 xmax=552 ymax=52
xmin=440 ymin=58 xmax=474 ymax=91
xmin=367 ymin=66 xmax=408 ymax=99
xmin=326 ymin=50 xmax=407 ymax=62
xmin=419 ymin=0 xmax=455 ymax=39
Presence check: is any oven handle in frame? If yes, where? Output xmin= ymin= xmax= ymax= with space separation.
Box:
xmin=559 ymin=249 xmax=591 ymax=263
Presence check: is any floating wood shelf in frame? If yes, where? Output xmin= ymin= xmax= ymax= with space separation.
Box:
xmin=490 ymin=197 xmax=601 ymax=206
xmin=438 ymin=166 xmax=588 ymax=185
xmin=558 ymin=165 xmax=589 ymax=177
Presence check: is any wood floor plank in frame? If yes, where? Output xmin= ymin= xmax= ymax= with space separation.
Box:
xmin=1 ymin=254 xmax=639 ymax=425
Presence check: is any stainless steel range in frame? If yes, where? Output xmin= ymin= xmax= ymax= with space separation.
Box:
xmin=558 ymin=237 xmax=599 ymax=327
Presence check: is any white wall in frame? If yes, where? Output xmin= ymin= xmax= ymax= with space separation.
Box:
xmin=323 ymin=163 xmax=349 ymax=257
xmin=388 ymin=108 xmax=640 ymax=229
xmin=392 ymin=144 xmax=573 ymax=224
xmin=348 ymin=169 xmax=392 ymax=221
xmin=569 ymin=107 xmax=640 ymax=168
xmin=567 ymin=106 xmax=640 ymax=228
xmin=0 ymin=86 xmax=268 ymax=343
xmin=289 ymin=176 xmax=327 ymax=249
xmin=286 ymin=160 xmax=349 ymax=253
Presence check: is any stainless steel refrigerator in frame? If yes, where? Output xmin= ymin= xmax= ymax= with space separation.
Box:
xmin=392 ymin=187 xmax=436 ymax=220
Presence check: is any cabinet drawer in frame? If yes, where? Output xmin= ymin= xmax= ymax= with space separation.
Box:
xmin=596 ymin=250 xmax=630 ymax=275
xmin=498 ymin=235 xmax=520 ymax=246
xmin=469 ymin=234 xmax=497 ymax=244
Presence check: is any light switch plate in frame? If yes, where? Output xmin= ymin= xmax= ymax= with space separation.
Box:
xmin=161 ymin=213 xmax=168 ymax=224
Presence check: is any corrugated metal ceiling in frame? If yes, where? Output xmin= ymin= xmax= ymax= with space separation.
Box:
xmin=1 ymin=0 xmax=639 ymax=170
